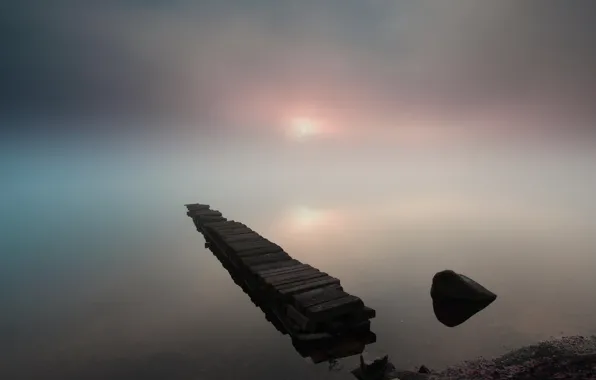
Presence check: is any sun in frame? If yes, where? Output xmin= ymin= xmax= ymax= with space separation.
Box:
xmin=293 ymin=207 xmax=322 ymax=228
xmin=289 ymin=117 xmax=319 ymax=140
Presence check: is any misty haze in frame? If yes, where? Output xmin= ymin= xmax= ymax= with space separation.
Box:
xmin=2 ymin=1 xmax=596 ymax=379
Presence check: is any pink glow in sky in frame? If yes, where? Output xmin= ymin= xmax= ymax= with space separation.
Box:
xmin=5 ymin=1 xmax=595 ymax=143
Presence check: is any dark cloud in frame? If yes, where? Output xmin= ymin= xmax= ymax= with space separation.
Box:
xmin=2 ymin=1 xmax=595 ymax=134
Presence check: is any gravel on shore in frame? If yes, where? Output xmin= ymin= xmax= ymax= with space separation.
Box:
xmin=394 ymin=336 xmax=596 ymax=380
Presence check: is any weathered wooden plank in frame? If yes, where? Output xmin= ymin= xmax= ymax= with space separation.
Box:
xmin=234 ymin=246 xmax=284 ymax=257
xmin=241 ymin=252 xmax=291 ymax=267
xmin=269 ymin=273 xmax=329 ymax=289
xmin=228 ymin=239 xmax=280 ymax=250
xmin=258 ymin=264 xmax=313 ymax=277
xmin=219 ymin=232 xmax=257 ymax=240
xmin=277 ymin=277 xmax=341 ymax=296
xmin=262 ymin=267 xmax=320 ymax=283
xmin=208 ymin=222 xmax=246 ymax=230
xmin=224 ymin=236 xmax=266 ymax=245
xmin=196 ymin=216 xmax=227 ymax=223
xmin=293 ymin=286 xmax=346 ymax=309
xmin=211 ymin=227 xmax=254 ymax=238
xmin=305 ymin=295 xmax=364 ymax=321
xmin=189 ymin=209 xmax=222 ymax=217
xmin=199 ymin=215 xmax=226 ymax=220
xmin=186 ymin=203 xmax=210 ymax=210
xmin=264 ymin=269 xmax=326 ymax=286
xmin=202 ymin=221 xmax=231 ymax=229
xmin=196 ymin=217 xmax=226 ymax=225
xmin=221 ymin=232 xmax=262 ymax=242
xmin=213 ymin=227 xmax=254 ymax=236
xmin=272 ymin=273 xmax=333 ymax=291
xmin=286 ymin=305 xmax=315 ymax=332
xmin=248 ymin=259 xmax=301 ymax=274
xmin=241 ymin=251 xmax=290 ymax=264
xmin=228 ymin=241 xmax=283 ymax=255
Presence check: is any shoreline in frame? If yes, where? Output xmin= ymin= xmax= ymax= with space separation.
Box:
xmin=389 ymin=336 xmax=596 ymax=379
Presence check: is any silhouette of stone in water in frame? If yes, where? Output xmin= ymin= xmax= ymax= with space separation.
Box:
xmin=352 ymin=354 xmax=394 ymax=380
xmin=431 ymin=270 xmax=497 ymax=327
xmin=432 ymin=297 xmax=495 ymax=327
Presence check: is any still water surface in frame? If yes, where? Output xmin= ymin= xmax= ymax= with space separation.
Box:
xmin=3 ymin=140 xmax=596 ymax=379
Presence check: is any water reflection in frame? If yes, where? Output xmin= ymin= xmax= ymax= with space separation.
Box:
xmin=432 ymin=298 xmax=496 ymax=328
xmin=275 ymin=206 xmax=346 ymax=236
xmin=6 ymin=142 xmax=596 ymax=378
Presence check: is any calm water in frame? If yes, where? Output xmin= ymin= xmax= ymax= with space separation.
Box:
xmin=3 ymin=136 xmax=596 ymax=379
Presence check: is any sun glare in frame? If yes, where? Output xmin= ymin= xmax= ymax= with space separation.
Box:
xmin=289 ymin=117 xmax=319 ymax=140
xmin=293 ymin=207 xmax=322 ymax=228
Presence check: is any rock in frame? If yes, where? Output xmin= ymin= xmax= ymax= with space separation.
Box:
xmin=418 ymin=365 xmax=430 ymax=374
xmin=430 ymin=270 xmax=497 ymax=327
xmin=438 ymin=336 xmax=596 ymax=379
xmin=353 ymin=354 xmax=395 ymax=380
xmin=392 ymin=371 xmax=430 ymax=380
xmin=432 ymin=297 xmax=495 ymax=327
xmin=431 ymin=270 xmax=497 ymax=303
xmin=360 ymin=354 xmax=388 ymax=373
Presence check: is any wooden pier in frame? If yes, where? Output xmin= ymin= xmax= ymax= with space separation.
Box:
xmin=185 ymin=203 xmax=376 ymax=346
xmin=198 ymin=213 xmax=376 ymax=364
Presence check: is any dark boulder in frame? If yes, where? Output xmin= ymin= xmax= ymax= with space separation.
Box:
xmin=431 ymin=270 xmax=497 ymax=327
xmin=431 ymin=270 xmax=497 ymax=303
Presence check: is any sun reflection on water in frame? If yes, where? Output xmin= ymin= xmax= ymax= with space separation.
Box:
xmin=282 ymin=206 xmax=344 ymax=233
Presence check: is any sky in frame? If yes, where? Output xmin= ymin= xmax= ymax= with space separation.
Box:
xmin=2 ymin=0 xmax=596 ymax=142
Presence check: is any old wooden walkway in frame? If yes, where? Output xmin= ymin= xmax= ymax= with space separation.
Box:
xmin=197 ymin=210 xmax=377 ymax=363
xmin=185 ymin=203 xmax=376 ymax=345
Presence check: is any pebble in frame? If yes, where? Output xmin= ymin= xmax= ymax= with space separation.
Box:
xmin=436 ymin=335 xmax=596 ymax=379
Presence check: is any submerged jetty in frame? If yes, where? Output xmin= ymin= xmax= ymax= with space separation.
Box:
xmin=185 ymin=203 xmax=376 ymax=347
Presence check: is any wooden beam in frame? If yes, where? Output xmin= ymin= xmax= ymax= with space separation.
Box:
xmin=241 ymin=252 xmax=291 ymax=267
xmin=189 ymin=209 xmax=222 ymax=217
xmin=305 ymin=295 xmax=364 ymax=321
xmin=186 ymin=203 xmax=210 ymax=210
xmin=277 ymin=277 xmax=341 ymax=296
xmin=265 ymin=270 xmax=327 ymax=287
xmin=234 ymin=246 xmax=284 ymax=257
xmin=248 ymin=259 xmax=302 ymax=274
xmin=258 ymin=264 xmax=312 ymax=277
xmin=293 ymin=286 xmax=347 ymax=310
xmin=221 ymin=232 xmax=263 ymax=242
xmin=228 ymin=240 xmax=283 ymax=252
